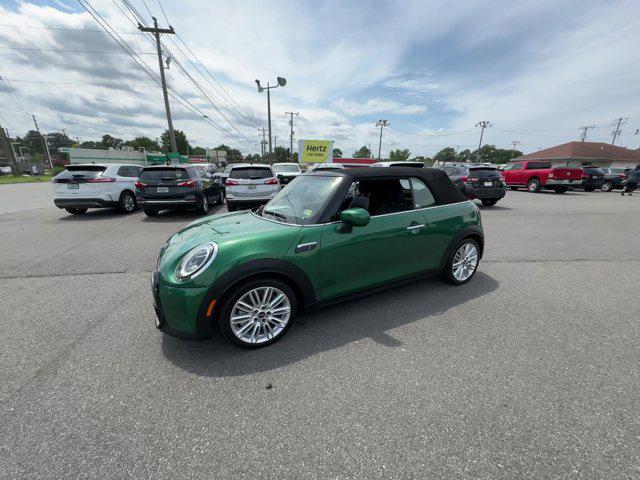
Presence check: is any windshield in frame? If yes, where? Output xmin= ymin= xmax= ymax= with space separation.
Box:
xmin=261 ymin=175 xmax=342 ymax=225
xmin=229 ymin=167 xmax=273 ymax=179
xmin=272 ymin=164 xmax=301 ymax=173
xmin=56 ymin=165 xmax=106 ymax=179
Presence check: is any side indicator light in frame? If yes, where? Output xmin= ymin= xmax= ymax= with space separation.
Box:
xmin=206 ymin=300 xmax=217 ymax=317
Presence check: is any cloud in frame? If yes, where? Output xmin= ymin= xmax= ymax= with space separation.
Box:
xmin=332 ymin=98 xmax=427 ymax=116
xmin=384 ymin=76 xmax=441 ymax=93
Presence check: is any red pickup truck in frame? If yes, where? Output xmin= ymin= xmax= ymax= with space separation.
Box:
xmin=501 ymin=160 xmax=583 ymax=193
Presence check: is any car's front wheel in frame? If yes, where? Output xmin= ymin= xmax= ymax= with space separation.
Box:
xmin=442 ymin=238 xmax=480 ymax=285
xmin=527 ymin=178 xmax=541 ymax=193
xmin=481 ymin=198 xmax=498 ymax=206
xmin=601 ymin=181 xmax=613 ymax=192
xmin=65 ymin=207 xmax=87 ymax=215
xmin=220 ymin=279 xmax=297 ymax=348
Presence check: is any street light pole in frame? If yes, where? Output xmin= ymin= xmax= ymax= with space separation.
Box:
xmin=375 ymin=119 xmax=390 ymax=160
xmin=256 ymin=77 xmax=287 ymax=161
xmin=286 ymin=112 xmax=299 ymax=161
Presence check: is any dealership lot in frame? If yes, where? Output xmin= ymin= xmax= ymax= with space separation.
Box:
xmin=1 ymin=189 xmax=639 ymax=478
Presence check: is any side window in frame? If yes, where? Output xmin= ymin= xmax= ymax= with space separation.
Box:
xmin=117 ymin=166 xmax=138 ymax=177
xmin=411 ymin=178 xmax=436 ymax=208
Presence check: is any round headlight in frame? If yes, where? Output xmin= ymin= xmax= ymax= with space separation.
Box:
xmin=175 ymin=242 xmax=218 ymax=281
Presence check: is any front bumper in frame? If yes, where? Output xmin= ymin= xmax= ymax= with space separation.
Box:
xmin=152 ymin=270 xmax=212 ymax=340
xmin=54 ymin=197 xmax=117 ymax=209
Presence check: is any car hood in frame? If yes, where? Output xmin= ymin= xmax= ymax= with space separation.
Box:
xmin=157 ymin=210 xmax=301 ymax=285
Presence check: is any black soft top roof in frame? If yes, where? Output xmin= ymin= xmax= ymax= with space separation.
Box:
xmin=310 ymin=167 xmax=467 ymax=205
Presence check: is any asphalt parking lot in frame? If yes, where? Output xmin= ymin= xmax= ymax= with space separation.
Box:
xmin=1 ymin=186 xmax=639 ymax=479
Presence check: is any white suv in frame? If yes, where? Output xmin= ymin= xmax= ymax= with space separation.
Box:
xmin=53 ymin=163 xmax=142 ymax=215
xmin=224 ymin=164 xmax=280 ymax=211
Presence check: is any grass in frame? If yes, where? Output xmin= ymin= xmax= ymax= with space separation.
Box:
xmin=0 ymin=174 xmax=53 ymax=185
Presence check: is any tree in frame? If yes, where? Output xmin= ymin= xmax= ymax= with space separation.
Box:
xmin=123 ymin=136 xmax=160 ymax=152
xmin=161 ymin=129 xmax=190 ymax=155
xmin=101 ymin=134 xmax=123 ymax=149
xmin=213 ymin=144 xmax=243 ymax=163
xmin=412 ymin=155 xmax=433 ymax=166
xmin=389 ymin=148 xmax=411 ymax=162
xmin=433 ymin=147 xmax=456 ymax=164
xmin=78 ymin=140 xmax=106 ymax=150
xmin=274 ymin=146 xmax=290 ymax=163
xmin=191 ymin=146 xmax=206 ymax=156
xmin=353 ymin=145 xmax=372 ymax=158
xmin=456 ymin=149 xmax=474 ymax=162
xmin=333 ymin=147 xmax=343 ymax=158
xmin=244 ymin=153 xmax=262 ymax=164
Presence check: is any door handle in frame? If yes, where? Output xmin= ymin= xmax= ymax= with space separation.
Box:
xmin=406 ymin=223 xmax=425 ymax=231
xmin=295 ymin=241 xmax=317 ymax=253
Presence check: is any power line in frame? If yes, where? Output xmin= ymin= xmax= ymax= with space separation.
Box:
xmin=579 ymin=125 xmax=596 ymax=142
xmin=0 ymin=23 xmax=142 ymax=34
xmin=0 ymin=78 xmax=157 ymax=87
xmin=389 ymin=126 xmax=479 ymax=137
xmin=475 ymin=120 xmax=492 ymax=151
xmin=610 ymin=117 xmax=628 ymax=145
xmin=0 ymin=45 xmax=155 ymax=54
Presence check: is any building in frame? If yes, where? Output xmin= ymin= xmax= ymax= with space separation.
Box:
xmin=513 ymin=141 xmax=640 ymax=168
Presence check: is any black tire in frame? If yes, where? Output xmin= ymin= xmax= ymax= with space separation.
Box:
xmin=442 ymin=238 xmax=480 ymax=286
xmin=216 ymin=188 xmax=224 ymax=205
xmin=601 ymin=181 xmax=613 ymax=192
xmin=584 ymin=187 xmax=595 ymax=192
xmin=197 ymin=194 xmax=209 ymax=215
xmin=227 ymin=202 xmax=236 ymax=212
xmin=118 ymin=190 xmax=137 ymax=214
xmin=65 ymin=207 xmax=87 ymax=215
xmin=527 ymin=178 xmax=541 ymax=193
xmin=509 ymin=186 xmax=519 ymax=191
xmin=219 ymin=278 xmax=298 ymax=349
xmin=144 ymin=209 xmax=159 ymax=217
xmin=554 ymin=187 xmax=568 ymax=194
xmin=481 ymin=198 xmax=498 ymax=206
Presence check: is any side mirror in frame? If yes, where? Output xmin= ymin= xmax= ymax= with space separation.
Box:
xmin=338 ymin=207 xmax=370 ymax=233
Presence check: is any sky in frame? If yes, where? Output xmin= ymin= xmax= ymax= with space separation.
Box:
xmin=0 ymin=0 xmax=639 ymax=158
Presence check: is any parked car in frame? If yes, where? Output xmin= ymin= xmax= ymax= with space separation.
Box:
xmin=437 ymin=165 xmax=506 ymax=206
xmin=501 ymin=160 xmax=582 ymax=193
xmin=0 ymin=165 xmax=12 ymax=175
xmin=135 ymin=165 xmax=224 ymax=217
xmin=224 ymin=164 xmax=279 ymax=211
xmin=577 ymin=167 xmax=605 ymax=191
xmin=151 ymin=167 xmax=483 ymax=348
xmin=372 ymin=161 xmax=425 ymax=168
xmin=599 ymin=167 xmax=629 ymax=192
xmin=52 ymin=163 xmax=142 ymax=215
xmin=272 ymin=162 xmax=302 ymax=186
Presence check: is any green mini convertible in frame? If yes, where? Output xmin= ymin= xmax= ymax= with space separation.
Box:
xmin=152 ymin=167 xmax=484 ymax=348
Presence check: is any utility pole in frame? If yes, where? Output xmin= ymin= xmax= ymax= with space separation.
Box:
xmin=258 ymin=127 xmax=267 ymax=161
xmin=139 ymin=17 xmax=177 ymax=153
xmin=475 ymin=121 xmax=492 ymax=158
xmin=610 ymin=117 xmax=628 ymax=145
xmin=375 ymin=120 xmax=390 ymax=160
xmin=32 ymin=115 xmax=52 ymax=170
xmin=510 ymin=140 xmax=521 ymax=159
xmin=0 ymin=125 xmax=18 ymax=171
xmin=285 ymin=112 xmax=298 ymax=161
xmin=579 ymin=125 xmax=596 ymax=142
xmin=256 ymin=77 xmax=287 ymax=160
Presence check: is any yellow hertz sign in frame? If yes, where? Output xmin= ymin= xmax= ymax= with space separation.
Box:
xmin=298 ymin=140 xmax=334 ymax=163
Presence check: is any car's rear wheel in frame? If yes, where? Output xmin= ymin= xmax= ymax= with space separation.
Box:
xmin=601 ymin=181 xmax=613 ymax=192
xmin=65 ymin=207 xmax=87 ymax=215
xmin=144 ymin=208 xmax=159 ymax=217
xmin=527 ymin=178 xmax=541 ymax=193
xmin=220 ymin=279 xmax=297 ymax=348
xmin=227 ymin=202 xmax=236 ymax=212
xmin=118 ymin=190 xmax=137 ymax=213
xmin=442 ymin=238 xmax=479 ymax=285
xmin=481 ymin=198 xmax=498 ymax=206
xmin=197 ymin=195 xmax=209 ymax=215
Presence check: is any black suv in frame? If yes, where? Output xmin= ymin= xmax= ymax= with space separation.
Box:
xmin=135 ymin=165 xmax=224 ymax=217
xmin=438 ymin=164 xmax=506 ymax=206
xmin=599 ymin=167 xmax=629 ymax=192
xmin=577 ymin=167 xmax=605 ymax=191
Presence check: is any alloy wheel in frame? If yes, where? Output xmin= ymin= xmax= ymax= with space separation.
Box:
xmin=452 ymin=242 xmax=478 ymax=282
xmin=230 ymin=287 xmax=291 ymax=345
xmin=122 ymin=192 xmax=135 ymax=212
